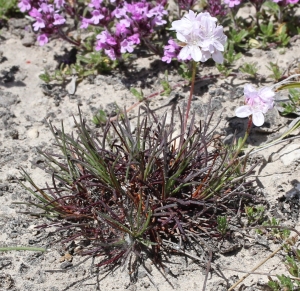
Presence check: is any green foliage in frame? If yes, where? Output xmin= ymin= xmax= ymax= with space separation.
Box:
xmin=92 ymin=109 xmax=107 ymax=125
xmin=178 ymin=63 xmax=193 ymax=80
xmin=280 ymin=88 xmax=300 ymax=115
xmin=227 ymin=28 xmax=249 ymax=51
xmin=0 ymin=0 xmax=19 ymax=20
xmin=261 ymin=217 xmax=291 ymax=240
xmin=160 ymin=70 xmax=172 ymax=96
xmin=217 ymin=216 xmax=228 ymax=237
xmin=239 ymin=62 xmax=259 ymax=77
xmin=39 ymin=51 xmax=117 ymax=84
xmin=20 ymin=107 xmax=254 ymax=269
xmin=266 ymin=61 xmax=283 ymax=82
xmin=216 ymin=42 xmax=242 ymax=76
xmin=245 ymin=205 xmax=265 ymax=225
xmin=130 ymin=87 xmax=144 ymax=101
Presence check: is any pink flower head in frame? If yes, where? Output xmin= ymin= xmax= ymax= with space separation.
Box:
xmin=120 ymin=38 xmax=135 ymax=53
xmin=169 ymin=10 xmax=226 ymax=63
xmin=53 ymin=14 xmax=66 ymax=25
xmin=235 ymin=84 xmax=275 ymax=126
xmin=18 ymin=0 xmax=31 ymax=12
xmin=32 ymin=17 xmax=46 ymax=31
xmin=89 ymin=0 xmax=103 ymax=9
xmin=54 ymin=0 xmax=65 ymax=9
xmin=90 ymin=9 xmax=105 ymax=24
xmin=162 ymin=39 xmax=181 ymax=63
xmin=224 ymin=0 xmax=241 ymax=7
xmin=39 ymin=3 xmax=54 ymax=14
xmin=37 ymin=34 xmax=49 ymax=46
xmin=80 ymin=18 xmax=91 ymax=29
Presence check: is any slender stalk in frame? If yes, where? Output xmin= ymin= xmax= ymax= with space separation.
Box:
xmin=0 ymin=246 xmax=46 ymax=252
xmin=184 ymin=61 xmax=197 ymax=132
xmin=57 ymin=28 xmax=81 ymax=47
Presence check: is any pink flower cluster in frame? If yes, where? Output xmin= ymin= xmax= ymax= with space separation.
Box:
xmin=163 ymin=11 xmax=227 ymax=64
xmin=81 ymin=0 xmax=168 ymax=60
xmin=18 ymin=0 xmax=68 ymax=45
xmin=235 ymin=84 xmax=275 ymax=126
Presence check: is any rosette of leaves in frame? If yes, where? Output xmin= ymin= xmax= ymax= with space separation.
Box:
xmin=20 ymin=106 xmax=256 ymax=270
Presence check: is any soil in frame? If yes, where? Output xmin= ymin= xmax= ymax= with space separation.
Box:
xmin=0 ymin=15 xmax=300 ymax=291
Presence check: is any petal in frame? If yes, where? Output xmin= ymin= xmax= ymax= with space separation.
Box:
xmin=212 ymin=50 xmax=224 ymax=64
xmin=259 ymin=87 xmax=275 ymax=100
xmin=177 ymin=32 xmax=187 ymax=43
xmin=252 ymin=111 xmax=265 ymax=126
xmin=190 ymin=45 xmax=202 ymax=62
xmin=213 ymin=40 xmax=224 ymax=51
xmin=201 ymin=50 xmax=211 ymax=62
xmin=178 ymin=46 xmax=191 ymax=60
xmin=235 ymin=105 xmax=252 ymax=118
xmin=244 ymin=84 xmax=257 ymax=95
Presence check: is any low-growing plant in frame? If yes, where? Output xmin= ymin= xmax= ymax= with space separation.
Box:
xmin=245 ymin=205 xmax=265 ymax=225
xmin=216 ymin=42 xmax=242 ymax=76
xmin=239 ymin=62 xmax=259 ymax=78
xmin=217 ymin=216 xmax=229 ymax=237
xmin=0 ymin=0 xmax=19 ymax=20
xmin=280 ymin=88 xmax=300 ymax=115
xmin=267 ymin=61 xmax=283 ymax=82
xmin=20 ymin=106 xmax=255 ymax=272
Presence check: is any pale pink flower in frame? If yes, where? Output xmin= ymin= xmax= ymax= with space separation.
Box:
xmin=37 ymin=34 xmax=49 ymax=46
xmin=167 ymin=10 xmax=226 ymax=63
xmin=235 ymin=84 xmax=275 ymax=126
xmin=18 ymin=0 xmax=31 ymax=12
xmin=224 ymin=0 xmax=241 ymax=7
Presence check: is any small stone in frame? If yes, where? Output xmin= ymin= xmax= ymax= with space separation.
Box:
xmin=60 ymin=261 xmax=73 ymax=269
xmin=21 ymin=31 xmax=36 ymax=47
xmin=27 ymin=128 xmax=39 ymax=139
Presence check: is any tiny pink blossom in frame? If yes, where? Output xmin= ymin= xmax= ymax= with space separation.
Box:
xmin=18 ymin=0 xmax=31 ymax=12
xmin=37 ymin=34 xmax=49 ymax=46
xmin=33 ymin=18 xmax=45 ymax=31
xmin=224 ymin=0 xmax=241 ymax=7
xmin=53 ymin=14 xmax=66 ymax=25
xmin=90 ymin=10 xmax=105 ymax=24
xmin=235 ymin=84 xmax=275 ymax=126
xmin=54 ymin=0 xmax=65 ymax=9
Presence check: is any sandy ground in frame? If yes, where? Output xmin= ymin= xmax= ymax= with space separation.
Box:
xmin=0 ymin=17 xmax=300 ymax=291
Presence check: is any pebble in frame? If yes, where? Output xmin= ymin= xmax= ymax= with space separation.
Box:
xmin=27 ymin=128 xmax=39 ymax=139
xmin=60 ymin=261 xmax=73 ymax=269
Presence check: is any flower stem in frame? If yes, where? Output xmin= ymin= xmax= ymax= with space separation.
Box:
xmin=184 ymin=61 xmax=197 ymax=132
xmin=0 ymin=246 xmax=46 ymax=252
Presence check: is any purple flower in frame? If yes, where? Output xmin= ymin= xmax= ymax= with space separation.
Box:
xmin=235 ymin=84 xmax=275 ymax=126
xmin=37 ymin=34 xmax=49 ymax=46
xmin=32 ymin=17 xmax=46 ymax=31
xmin=39 ymin=3 xmax=54 ymax=14
xmin=80 ymin=18 xmax=91 ymax=29
xmin=120 ymin=38 xmax=135 ymax=53
xmin=224 ymin=0 xmax=241 ymax=7
xmin=97 ymin=31 xmax=117 ymax=46
xmin=162 ymin=39 xmax=181 ymax=63
xmin=205 ymin=0 xmax=228 ymax=17
xmin=54 ymin=0 xmax=65 ymax=9
xmin=53 ymin=14 xmax=66 ymax=25
xmin=90 ymin=9 xmax=105 ymax=24
xmin=176 ymin=0 xmax=198 ymax=11
xmin=18 ymin=0 xmax=31 ymax=12
xmin=89 ymin=0 xmax=103 ymax=9
xmin=105 ymin=48 xmax=116 ymax=60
